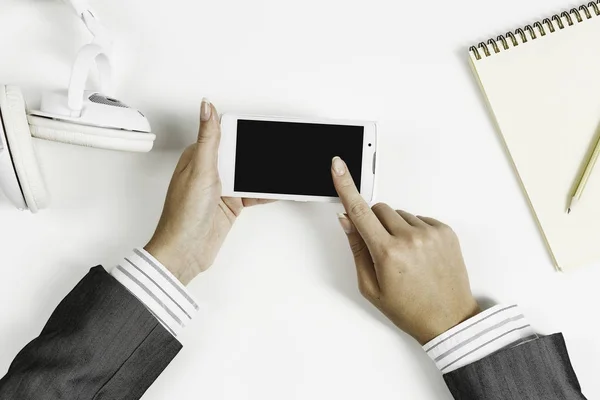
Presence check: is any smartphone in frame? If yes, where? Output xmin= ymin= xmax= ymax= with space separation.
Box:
xmin=219 ymin=114 xmax=377 ymax=203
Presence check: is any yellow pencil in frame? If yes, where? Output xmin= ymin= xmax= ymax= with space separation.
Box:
xmin=568 ymin=133 xmax=600 ymax=214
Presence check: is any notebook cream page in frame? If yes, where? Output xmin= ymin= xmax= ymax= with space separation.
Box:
xmin=470 ymin=9 xmax=600 ymax=270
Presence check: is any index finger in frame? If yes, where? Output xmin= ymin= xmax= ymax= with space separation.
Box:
xmin=331 ymin=156 xmax=389 ymax=247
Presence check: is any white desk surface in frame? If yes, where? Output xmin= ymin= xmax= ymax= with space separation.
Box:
xmin=1 ymin=0 xmax=599 ymax=398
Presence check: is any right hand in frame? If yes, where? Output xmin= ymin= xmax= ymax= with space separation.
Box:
xmin=330 ymin=156 xmax=480 ymax=345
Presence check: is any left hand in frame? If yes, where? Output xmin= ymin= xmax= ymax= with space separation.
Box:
xmin=145 ymin=99 xmax=273 ymax=285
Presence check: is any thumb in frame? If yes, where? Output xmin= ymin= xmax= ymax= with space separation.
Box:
xmin=337 ymin=213 xmax=380 ymax=301
xmin=194 ymin=98 xmax=221 ymax=168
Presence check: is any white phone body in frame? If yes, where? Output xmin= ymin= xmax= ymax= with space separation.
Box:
xmin=219 ymin=114 xmax=377 ymax=203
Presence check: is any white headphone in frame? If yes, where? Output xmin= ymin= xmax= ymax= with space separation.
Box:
xmin=0 ymin=0 xmax=156 ymax=213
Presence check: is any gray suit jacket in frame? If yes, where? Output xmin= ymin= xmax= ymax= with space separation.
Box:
xmin=0 ymin=267 xmax=588 ymax=399
xmin=444 ymin=333 xmax=587 ymax=399
xmin=0 ymin=267 xmax=181 ymax=400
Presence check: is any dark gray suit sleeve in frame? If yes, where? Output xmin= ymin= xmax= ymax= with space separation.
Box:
xmin=444 ymin=333 xmax=587 ymax=400
xmin=0 ymin=266 xmax=182 ymax=400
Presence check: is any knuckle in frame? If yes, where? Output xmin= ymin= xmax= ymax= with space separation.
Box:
xmin=196 ymin=136 xmax=210 ymax=145
xmin=349 ymin=201 xmax=371 ymax=219
xmin=409 ymin=232 xmax=425 ymax=248
xmin=337 ymin=176 xmax=355 ymax=189
xmin=380 ymin=245 xmax=401 ymax=263
xmin=349 ymin=239 xmax=367 ymax=257
xmin=196 ymin=132 xmax=217 ymax=146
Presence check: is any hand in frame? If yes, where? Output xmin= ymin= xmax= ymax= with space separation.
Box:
xmin=331 ymin=157 xmax=480 ymax=345
xmin=145 ymin=99 xmax=273 ymax=285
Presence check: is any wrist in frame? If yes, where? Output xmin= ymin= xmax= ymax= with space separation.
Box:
xmin=415 ymin=299 xmax=481 ymax=345
xmin=145 ymin=239 xmax=196 ymax=286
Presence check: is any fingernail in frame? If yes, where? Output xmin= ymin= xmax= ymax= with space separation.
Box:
xmin=337 ymin=213 xmax=354 ymax=234
xmin=332 ymin=156 xmax=346 ymax=176
xmin=201 ymin=98 xmax=212 ymax=121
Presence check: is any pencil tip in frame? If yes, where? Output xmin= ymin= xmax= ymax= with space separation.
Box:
xmin=567 ymin=208 xmax=571 ymax=214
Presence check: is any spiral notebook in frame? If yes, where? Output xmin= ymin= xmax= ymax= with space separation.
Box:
xmin=469 ymin=2 xmax=600 ymax=271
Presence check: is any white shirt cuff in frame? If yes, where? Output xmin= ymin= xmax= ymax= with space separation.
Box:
xmin=422 ymin=304 xmax=538 ymax=374
xmin=111 ymin=248 xmax=198 ymax=337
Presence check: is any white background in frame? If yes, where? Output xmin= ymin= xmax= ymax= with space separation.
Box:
xmin=0 ymin=0 xmax=598 ymax=399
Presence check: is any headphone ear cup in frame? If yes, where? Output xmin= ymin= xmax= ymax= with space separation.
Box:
xmin=28 ymin=115 xmax=155 ymax=152
xmin=0 ymin=101 xmax=27 ymax=210
xmin=0 ymin=86 xmax=49 ymax=212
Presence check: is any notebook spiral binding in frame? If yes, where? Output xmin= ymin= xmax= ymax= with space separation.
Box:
xmin=470 ymin=0 xmax=600 ymax=60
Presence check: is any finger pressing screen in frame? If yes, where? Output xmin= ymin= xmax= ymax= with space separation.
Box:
xmin=331 ymin=156 xmax=388 ymax=247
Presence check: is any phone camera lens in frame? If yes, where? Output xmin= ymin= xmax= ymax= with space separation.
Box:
xmin=368 ymin=143 xmax=372 ymax=147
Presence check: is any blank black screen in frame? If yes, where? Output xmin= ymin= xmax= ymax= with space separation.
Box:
xmin=234 ymin=120 xmax=364 ymax=197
